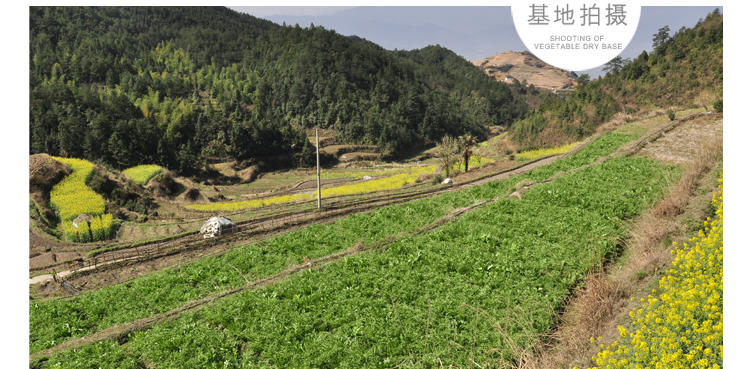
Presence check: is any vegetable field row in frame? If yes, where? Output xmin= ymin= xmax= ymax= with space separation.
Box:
xmin=30 ymin=176 xmax=515 ymax=354
xmin=41 ymin=156 xmax=677 ymax=368
xmin=31 ymin=132 xmax=641 ymax=356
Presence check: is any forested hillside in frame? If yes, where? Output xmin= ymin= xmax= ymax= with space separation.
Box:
xmin=30 ymin=6 xmax=526 ymax=173
xmin=510 ymin=9 xmax=722 ymax=149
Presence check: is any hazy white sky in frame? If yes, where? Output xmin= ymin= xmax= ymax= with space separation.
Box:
xmin=229 ymin=6 xmax=721 ymax=75
xmin=231 ymin=6 xmax=353 ymax=17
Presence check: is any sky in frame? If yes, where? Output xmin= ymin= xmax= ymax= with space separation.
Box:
xmin=230 ymin=6 xmax=721 ymax=76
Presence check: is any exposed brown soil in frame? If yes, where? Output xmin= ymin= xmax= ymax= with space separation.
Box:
xmin=29 ymin=154 xmax=70 ymax=236
xmin=472 ymin=51 xmax=577 ymax=91
xmin=338 ymin=151 xmax=381 ymax=162
xmin=638 ymin=114 xmax=723 ymax=165
xmin=29 ymin=230 xmax=83 ymax=264
xmin=320 ymin=144 xmax=378 ymax=156
xmin=145 ymin=170 xmax=184 ymax=198
xmin=29 ymin=154 xmax=70 ymax=193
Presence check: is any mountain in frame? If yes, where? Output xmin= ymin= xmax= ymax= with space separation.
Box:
xmin=472 ymin=51 xmax=578 ymax=91
xmin=509 ymin=9 xmax=722 ymax=150
xmin=29 ymin=6 xmax=526 ymax=174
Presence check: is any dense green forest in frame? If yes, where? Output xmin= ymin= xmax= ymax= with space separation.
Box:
xmin=510 ymin=9 xmax=723 ymax=149
xmin=30 ymin=6 xmax=526 ymax=173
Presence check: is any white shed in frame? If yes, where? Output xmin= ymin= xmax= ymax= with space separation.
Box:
xmin=200 ymin=216 xmax=236 ymax=239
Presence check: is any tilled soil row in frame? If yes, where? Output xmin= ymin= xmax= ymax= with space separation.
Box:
xmin=30 ymin=194 xmax=508 ymax=363
xmin=31 ymin=152 xmax=563 ymax=288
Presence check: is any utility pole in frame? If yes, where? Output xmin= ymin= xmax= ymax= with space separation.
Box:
xmin=316 ymin=129 xmax=321 ymax=209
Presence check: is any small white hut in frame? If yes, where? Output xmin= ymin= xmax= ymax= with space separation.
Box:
xmin=200 ymin=216 xmax=236 ymax=239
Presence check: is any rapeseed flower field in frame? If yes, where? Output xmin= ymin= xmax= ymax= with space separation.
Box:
xmin=50 ymin=157 xmax=118 ymax=242
xmin=583 ymin=177 xmax=723 ymax=369
xmin=187 ymin=166 xmax=436 ymax=212
xmin=49 ymin=157 xmax=105 ymax=220
xmin=516 ymin=141 xmax=581 ymax=161
xmin=123 ymin=164 xmax=162 ymax=184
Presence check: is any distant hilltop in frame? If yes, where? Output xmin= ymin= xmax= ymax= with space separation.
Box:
xmin=472 ymin=51 xmax=578 ymax=91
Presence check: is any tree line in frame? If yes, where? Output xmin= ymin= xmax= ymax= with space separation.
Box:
xmin=30 ymin=6 xmax=527 ymax=174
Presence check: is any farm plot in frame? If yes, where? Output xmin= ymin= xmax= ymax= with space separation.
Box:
xmin=515 ymin=141 xmax=581 ymax=161
xmin=122 ymin=164 xmax=162 ymax=184
xmin=29 ymin=132 xmax=642 ymax=355
xmin=186 ymin=166 xmax=436 ymax=212
xmin=49 ymin=158 xmax=105 ymax=221
xmin=320 ymin=166 xmax=417 ymax=180
xmin=48 ymin=157 xmax=118 ymax=242
xmin=521 ymin=132 xmax=637 ymax=182
xmin=29 ymin=176 xmax=515 ymax=354
xmin=40 ymin=156 xmax=678 ymax=368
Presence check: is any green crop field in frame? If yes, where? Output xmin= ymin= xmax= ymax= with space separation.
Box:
xmin=30 ymin=175 xmax=516 ymax=354
xmin=29 ymin=132 xmax=638 ymax=354
xmin=32 ymin=132 xmax=668 ymax=363
xmin=521 ymin=132 xmax=638 ymax=182
xmin=40 ymin=155 xmax=677 ymax=368
xmin=30 ymin=132 xmax=642 ymax=355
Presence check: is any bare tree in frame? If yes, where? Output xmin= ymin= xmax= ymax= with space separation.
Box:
xmin=436 ymin=135 xmax=460 ymax=178
xmin=459 ymin=134 xmax=476 ymax=173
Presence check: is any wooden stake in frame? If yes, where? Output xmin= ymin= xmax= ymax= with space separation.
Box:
xmin=316 ymin=129 xmax=321 ymax=209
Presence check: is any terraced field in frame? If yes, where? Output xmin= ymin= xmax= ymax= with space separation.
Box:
xmin=35 ymin=156 xmax=677 ymax=368
xmin=31 ymin=124 xmax=669 ymax=363
xmin=30 ymin=112 xmax=722 ymax=369
xmin=48 ymin=157 xmax=118 ymax=242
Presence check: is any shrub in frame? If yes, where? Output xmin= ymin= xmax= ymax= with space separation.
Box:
xmin=431 ymin=174 xmax=444 ymax=185
xmin=712 ymin=98 xmax=722 ymax=112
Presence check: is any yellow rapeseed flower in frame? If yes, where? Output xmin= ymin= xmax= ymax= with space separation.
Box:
xmin=585 ymin=177 xmax=723 ymax=369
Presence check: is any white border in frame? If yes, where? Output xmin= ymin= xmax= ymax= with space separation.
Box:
xmin=5 ymin=2 xmax=742 ymax=368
